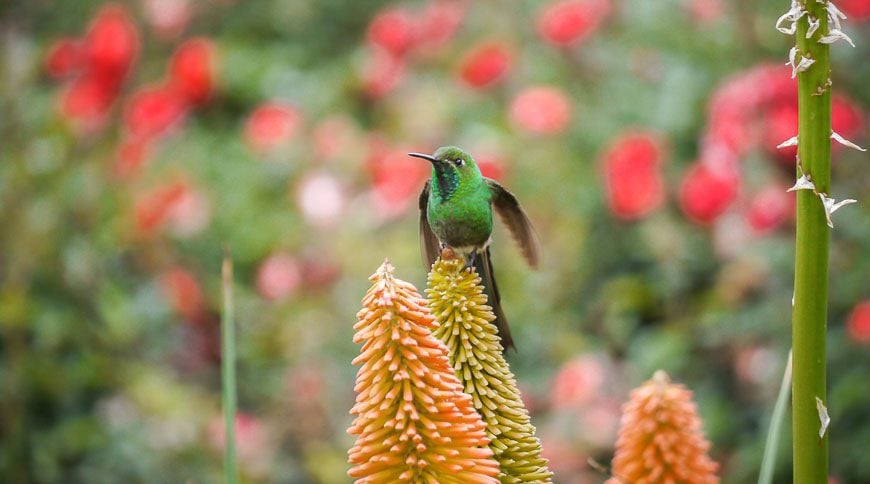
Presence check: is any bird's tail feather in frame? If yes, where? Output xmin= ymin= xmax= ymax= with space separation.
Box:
xmin=473 ymin=248 xmax=515 ymax=352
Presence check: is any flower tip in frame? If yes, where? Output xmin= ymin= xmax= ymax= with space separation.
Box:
xmin=652 ymin=369 xmax=671 ymax=386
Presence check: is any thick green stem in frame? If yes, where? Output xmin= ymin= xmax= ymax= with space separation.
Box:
xmin=222 ymin=252 xmax=239 ymax=484
xmin=792 ymin=1 xmax=831 ymax=482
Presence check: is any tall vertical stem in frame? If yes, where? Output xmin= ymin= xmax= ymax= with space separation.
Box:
xmin=793 ymin=1 xmax=831 ymax=482
xmin=222 ymin=252 xmax=239 ymax=484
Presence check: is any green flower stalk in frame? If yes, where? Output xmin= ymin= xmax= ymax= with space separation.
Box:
xmin=347 ymin=260 xmax=499 ymax=483
xmin=776 ymin=0 xmax=863 ymax=480
xmin=427 ymin=256 xmax=553 ymax=483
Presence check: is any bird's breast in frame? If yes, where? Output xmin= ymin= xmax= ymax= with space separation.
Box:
xmin=428 ymin=198 xmax=493 ymax=249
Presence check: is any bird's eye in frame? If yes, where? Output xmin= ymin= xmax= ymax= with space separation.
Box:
xmin=453 ymin=159 xmax=464 ymax=167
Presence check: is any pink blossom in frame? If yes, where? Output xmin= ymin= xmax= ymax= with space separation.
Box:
xmin=244 ymin=103 xmax=303 ymax=153
xmin=550 ymin=355 xmax=605 ymax=408
xmin=509 ymin=86 xmax=572 ymax=135
xmin=256 ymin=252 xmax=302 ymax=301
xmin=366 ymin=7 xmax=418 ymax=57
xmin=745 ymin=184 xmax=794 ymax=234
xmin=538 ymin=0 xmax=612 ymax=46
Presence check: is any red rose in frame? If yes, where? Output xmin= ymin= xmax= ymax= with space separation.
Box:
xmin=45 ymin=38 xmax=85 ymax=78
xmin=602 ymin=132 xmax=666 ymax=220
xmin=679 ymin=161 xmax=740 ymax=224
xmin=168 ymin=38 xmax=215 ymax=105
xmin=124 ymin=84 xmax=188 ymax=140
xmin=458 ymin=41 xmax=513 ymax=89
xmin=366 ymin=7 xmax=417 ymax=57
xmin=60 ymin=73 xmax=115 ymax=124
xmin=84 ymin=4 xmax=139 ymax=83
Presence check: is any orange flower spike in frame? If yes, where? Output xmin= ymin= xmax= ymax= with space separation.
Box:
xmin=608 ymin=370 xmax=719 ymax=484
xmin=347 ymin=260 xmax=499 ymax=483
xmin=427 ymin=257 xmax=553 ymax=483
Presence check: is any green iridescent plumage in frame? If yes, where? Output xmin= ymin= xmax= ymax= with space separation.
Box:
xmin=410 ymin=146 xmax=540 ymax=351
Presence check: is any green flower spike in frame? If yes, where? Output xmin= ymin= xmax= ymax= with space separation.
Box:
xmin=427 ymin=255 xmax=553 ymax=483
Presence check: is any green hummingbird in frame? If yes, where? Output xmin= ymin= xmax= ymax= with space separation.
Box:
xmin=409 ymin=146 xmax=540 ymax=351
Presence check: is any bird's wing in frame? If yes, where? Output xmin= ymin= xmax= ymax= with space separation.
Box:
xmin=419 ymin=181 xmax=440 ymax=270
xmin=486 ymin=178 xmax=541 ymax=268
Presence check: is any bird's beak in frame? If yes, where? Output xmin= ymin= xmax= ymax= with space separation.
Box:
xmin=408 ymin=152 xmax=439 ymax=164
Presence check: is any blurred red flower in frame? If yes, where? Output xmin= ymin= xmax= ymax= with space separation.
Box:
xmin=459 ymin=41 xmax=513 ymax=89
xmin=745 ymin=184 xmax=793 ymax=234
xmin=685 ymin=0 xmax=725 ymax=23
xmin=256 ymin=252 xmax=302 ymax=301
xmin=124 ymin=84 xmax=188 ymax=140
xmin=244 ymin=103 xmax=303 ymax=153
xmin=838 ymin=0 xmax=870 ymax=20
xmin=847 ymin=301 xmax=870 ymax=344
xmin=313 ymin=115 xmax=360 ymax=161
xmin=761 ymin=103 xmax=798 ymax=164
xmin=300 ymin=256 xmax=342 ymax=292
xmin=45 ymin=38 xmax=85 ymax=78
xmin=509 ymin=86 xmax=572 ymax=135
xmin=538 ymin=0 xmax=611 ymax=46
xmin=601 ymin=131 xmax=666 ymax=220
xmin=366 ymin=7 xmax=418 ymax=57
xmin=60 ymin=74 xmax=116 ymax=125
xmin=360 ymin=46 xmax=406 ymax=99
xmin=679 ymin=161 xmax=740 ymax=225
xmin=831 ymin=95 xmax=866 ymax=145
xmin=368 ymin=144 xmax=431 ymax=218
xmin=84 ymin=4 xmax=139 ymax=83
xmin=134 ymin=180 xmax=190 ymax=235
xmin=475 ymin=152 xmax=507 ymax=181
xmin=168 ymin=38 xmax=215 ymax=105
xmin=159 ymin=266 xmax=205 ymax=320
xmin=550 ymin=355 xmax=605 ymax=409
xmin=114 ymin=138 xmax=152 ymax=178
xmin=418 ymin=0 xmax=466 ymax=48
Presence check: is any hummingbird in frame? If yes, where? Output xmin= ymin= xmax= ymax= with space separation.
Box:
xmin=409 ymin=146 xmax=540 ymax=351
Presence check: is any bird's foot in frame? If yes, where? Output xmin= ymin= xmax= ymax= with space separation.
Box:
xmin=440 ymin=246 xmax=457 ymax=261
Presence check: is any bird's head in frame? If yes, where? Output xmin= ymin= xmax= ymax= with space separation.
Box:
xmin=408 ymin=146 xmax=480 ymax=179
xmin=408 ymin=146 xmax=482 ymax=199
